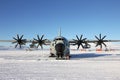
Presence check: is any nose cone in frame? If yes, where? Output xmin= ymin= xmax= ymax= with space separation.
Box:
xmin=55 ymin=43 xmax=65 ymax=52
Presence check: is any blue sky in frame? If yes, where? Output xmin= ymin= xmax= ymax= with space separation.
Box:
xmin=0 ymin=0 xmax=120 ymax=45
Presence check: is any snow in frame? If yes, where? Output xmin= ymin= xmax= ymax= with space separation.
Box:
xmin=0 ymin=47 xmax=120 ymax=80
xmin=1 ymin=60 xmax=120 ymax=80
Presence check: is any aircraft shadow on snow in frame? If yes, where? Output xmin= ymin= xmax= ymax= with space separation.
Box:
xmin=70 ymin=53 xmax=112 ymax=59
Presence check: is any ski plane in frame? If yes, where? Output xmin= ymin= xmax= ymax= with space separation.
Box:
xmin=0 ymin=30 xmax=120 ymax=60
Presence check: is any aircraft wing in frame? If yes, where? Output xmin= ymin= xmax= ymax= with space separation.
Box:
xmin=1 ymin=34 xmax=120 ymax=49
xmin=69 ymin=34 xmax=120 ymax=49
xmin=69 ymin=40 xmax=120 ymax=44
xmin=0 ymin=40 xmax=32 ymax=43
xmin=86 ymin=40 xmax=120 ymax=43
xmin=0 ymin=34 xmax=51 ymax=48
xmin=0 ymin=40 xmax=15 ymax=42
xmin=69 ymin=39 xmax=120 ymax=49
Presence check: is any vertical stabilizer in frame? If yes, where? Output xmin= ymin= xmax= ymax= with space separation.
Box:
xmin=58 ymin=28 xmax=61 ymax=36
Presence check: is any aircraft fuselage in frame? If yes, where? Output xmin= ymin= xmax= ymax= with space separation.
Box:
xmin=50 ymin=36 xmax=70 ymax=59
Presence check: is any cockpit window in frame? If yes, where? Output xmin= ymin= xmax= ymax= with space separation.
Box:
xmin=55 ymin=38 xmax=64 ymax=40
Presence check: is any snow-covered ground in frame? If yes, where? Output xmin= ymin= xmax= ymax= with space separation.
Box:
xmin=0 ymin=47 xmax=120 ymax=80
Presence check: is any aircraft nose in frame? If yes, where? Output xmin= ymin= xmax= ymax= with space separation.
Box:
xmin=55 ymin=43 xmax=65 ymax=52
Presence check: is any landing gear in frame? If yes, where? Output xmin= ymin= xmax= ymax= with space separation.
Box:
xmin=56 ymin=52 xmax=65 ymax=60
xmin=49 ymin=52 xmax=70 ymax=60
xmin=56 ymin=52 xmax=64 ymax=58
xmin=49 ymin=53 xmax=56 ymax=57
xmin=56 ymin=52 xmax=70 ymax=60
xmin=65 ymin=55 xmax=70 ymax=60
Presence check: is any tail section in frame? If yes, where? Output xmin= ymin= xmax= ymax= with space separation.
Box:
xmin=58 ymin=28 xmax=61 ymax=37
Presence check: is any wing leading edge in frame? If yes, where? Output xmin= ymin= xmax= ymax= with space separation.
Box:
xmin=0 ymin=34 xmax=120 ymax=49
xmin=69 ymin=34 xmax=120 ymax=49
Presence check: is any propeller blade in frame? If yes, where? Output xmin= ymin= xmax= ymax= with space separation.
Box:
xmin=13 ymin=37 xmax=17 ymax=40
xmin=76 ymin=35 xmax=79 ymax=40
xmin=21 ymin=41 xmax=26 ymax=45
xmin=37 ymin=35 xmax=40 ymax=40
xmin=20 ymin=35 xmax=23 ymax=40
xmin=37 ymin=44 xmax=39 ymax=48
xmin=95 ymin=43 xmax=99 ymax=47
xmin=99 ymin=34 xmax=101 ymax=39
xmin=100 ymin=44 xmax=102 ymax=49
xmin=80 ymin=35 xmax=83 ymax=40
xmin=33 ymin=38 xmax=38 ymax=41
xmin=15 ymin=43 xmax=18 ymax=48
xmin=77 ymin=45 xmax=80 ymax=50
xmin=83 ymin=38 xmax=87 ymax=41
xmin=95 ymin=36 xmax=100 ymax=40
xmin=73 ymin=39 xmax=77 ymax=41
xmin=102 ymin=35 xmax=106 ymax=40
xmin=40 ymin=45 xmax=43 ymax=49
xmin=81 ymin=43 xmax=84 ymax=49
xmin=103 ymin=42 xmax=107 ymax=47
xmin=41 ymin=35 xmax=44 ymax=40
xmin=17 ymin=34 xmax=19 ymax=40
xmin=12 ymin=41 xmax=17 ymax=44
xmin=20 ymin=44 xmax=22 ymax=48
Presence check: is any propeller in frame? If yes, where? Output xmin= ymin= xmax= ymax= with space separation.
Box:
xmin=95 ymin=34 xmax=107 ymax=49
xmin=12 ymin=34 xmax=26 ymax=48
xmin=33 ymin=35 xmax=47 ymax=49
xmin=73 ymin=35 xmax=87 ymax=49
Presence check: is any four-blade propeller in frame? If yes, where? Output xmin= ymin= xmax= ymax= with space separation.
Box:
xmin=73 ymin=35 xmax=87 ymax=49
xmin=12 ymin=34 xmax=26 ymax=48
xmin=95 ymin=34 xmax=107 ymax=49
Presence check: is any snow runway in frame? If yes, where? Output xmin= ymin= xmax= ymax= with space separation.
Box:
xmin=0 ymin=50 xmax=120 ymax=80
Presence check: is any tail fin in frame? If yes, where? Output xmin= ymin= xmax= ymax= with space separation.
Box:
xmin=58 ymin=28 xmax=61 ymax=36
